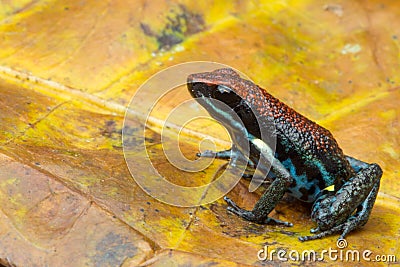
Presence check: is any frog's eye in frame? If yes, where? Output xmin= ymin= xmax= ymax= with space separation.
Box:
xmin=217 ymin=85 xmax=232 ymax=94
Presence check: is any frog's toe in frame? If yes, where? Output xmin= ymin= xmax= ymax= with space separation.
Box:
xmin=298 ymin=235 xmax=310 ymax=242
xmin=310 ymin=227 xmax=320 ymax=233
xmin=224 ymin=196 xmax=256 ymax=221
xmin=298 ymin=232 xmax=326 ymax=242
xmin=196 ymin=150 xmax=216 ymax=158
xmin=264 ymin=217 xmax=293 ymax=227
xmin=223 ymin=196 xmax=235 ymax=206
xmin=224 ymin=196 xmax=246 ymax=213
xmin=226 ymin=206 xmax=254 ymax=221
xmin=299 ymin=223 xmax=346 ymax=242
xmin=298 ymin=234 xmax=320 ymax=242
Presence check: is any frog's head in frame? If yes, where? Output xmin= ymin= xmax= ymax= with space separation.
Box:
xmin=187 ymin=68 xmax=259 ymax=139
xmin=187 ymin=68 xmax=244 ymax=109
xmin=187 ymin=68 xmax=266 ymax=139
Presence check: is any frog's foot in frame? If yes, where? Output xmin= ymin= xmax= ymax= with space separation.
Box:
xmin=224 ymin=196 xmax=293 ymax=227
xmin=298 ymin=224 xmax=344 ymax=242
xmin=298 ymin=215 xmax=361 ymax=241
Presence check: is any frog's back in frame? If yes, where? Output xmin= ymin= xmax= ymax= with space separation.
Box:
xmin=188 ymin=68 xmax=353 ymax=202
xmin=237 ymin=83 xmax=354 ymax=202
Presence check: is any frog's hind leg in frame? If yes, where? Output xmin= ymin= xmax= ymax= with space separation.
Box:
xmin=299 ymin=163 xmax=382 ymax=242
xmin=300 ymin=178 xmax=380 ymax=241
xmin=336 ymin=157 xmax=382 ymax=238
xmin=338 ymin=175 xmax=380 ymax=239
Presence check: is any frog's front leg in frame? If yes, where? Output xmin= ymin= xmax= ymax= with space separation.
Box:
xmin=224 ymin=137 xmax=294 ymax=227
xmin=299 ymin=161 xmax=382 ymax=242
xmin=197 ymin=145 xmax=257 ymax=180
xmin=197 ymin=146 xmax=246 ymax=162
xmin=197 ymin=145 xmax=256 ymax=168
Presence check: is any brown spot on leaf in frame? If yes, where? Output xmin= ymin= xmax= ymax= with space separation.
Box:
xmin=140 ymin=5 xmax=205 ymax=50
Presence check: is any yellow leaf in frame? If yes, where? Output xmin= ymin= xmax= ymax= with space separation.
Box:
xmin=0 ymin=0 xmax=399 ymax=265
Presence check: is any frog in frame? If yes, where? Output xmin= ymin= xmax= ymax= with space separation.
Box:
xmin=186 ymin=68 xmax=382 ymax=241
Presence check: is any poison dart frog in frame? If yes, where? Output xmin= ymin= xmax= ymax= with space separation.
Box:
xmin=187 ymin=68 xmax=382 ymax=241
